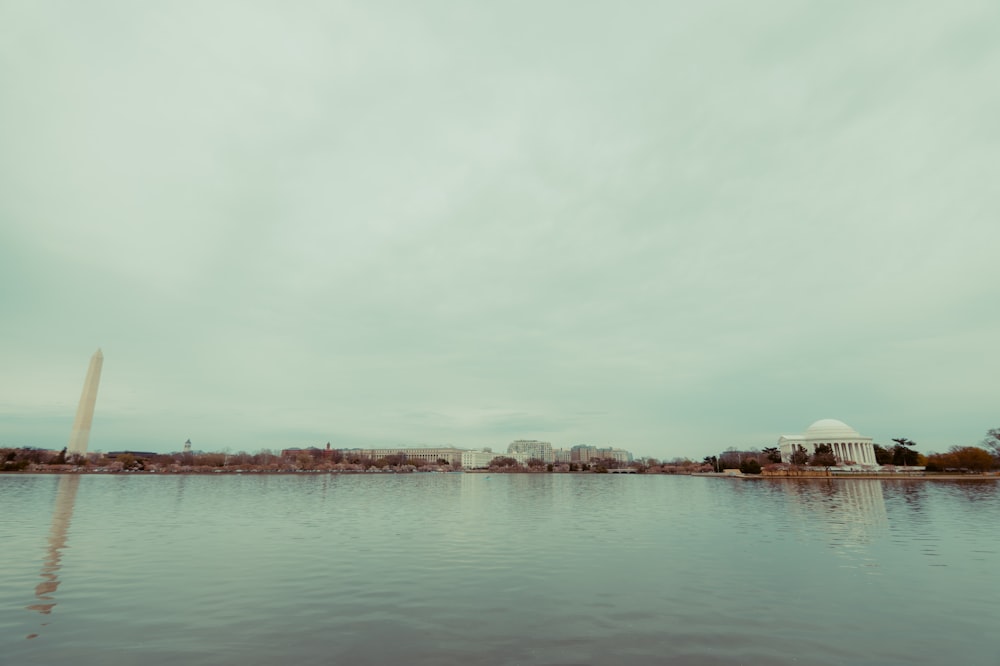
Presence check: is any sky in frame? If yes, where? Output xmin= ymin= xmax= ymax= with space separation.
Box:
xmin=2 ymin=0 xmax=999 ymax=460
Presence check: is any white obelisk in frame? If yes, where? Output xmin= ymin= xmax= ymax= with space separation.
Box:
xmin=67 ymin=349 xmax=103 ymax=455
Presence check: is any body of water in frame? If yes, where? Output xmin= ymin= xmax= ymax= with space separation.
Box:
xmin=2 ymin=473 xmax=997 ymax=665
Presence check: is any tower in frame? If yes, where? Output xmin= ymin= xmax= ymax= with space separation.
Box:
xmin=67 ymin=349 xmax=103 ymax=455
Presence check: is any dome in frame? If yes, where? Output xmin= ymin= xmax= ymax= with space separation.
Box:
xmin=804 ymin=418 xmax=861 ymax=440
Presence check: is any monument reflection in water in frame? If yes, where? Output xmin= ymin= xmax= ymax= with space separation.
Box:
xmin=778 ymin=478 xmax=889 ymax=569
xmin=27 ymin=475 xmax=81 ymax=616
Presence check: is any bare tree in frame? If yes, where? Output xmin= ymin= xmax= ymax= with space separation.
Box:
xmin=982 ymin=429 xmax=1000 ymax=465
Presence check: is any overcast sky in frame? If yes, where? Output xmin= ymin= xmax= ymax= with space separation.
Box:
xmin=2 ymin=0 xmax=998 ymax=459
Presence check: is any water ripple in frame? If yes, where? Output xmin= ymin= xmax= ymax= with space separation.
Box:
xmin=1 ymin=474 xmax=998 ymax=665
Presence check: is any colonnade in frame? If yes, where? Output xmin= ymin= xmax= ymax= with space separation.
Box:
xmin=828 ymin=441 xmax=874 ymax=465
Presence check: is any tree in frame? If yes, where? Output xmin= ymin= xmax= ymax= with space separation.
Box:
xmin=891 ymin=438 xmax=919 ymax=466
xmin=873 ymin=444 xmax=894 ymax=465
xmin=982 ymin=429 xmax=1000 ymax=465
xmin=809 ymin=444 xmax=836 ymax=468
xmin=740 ymin=458 xmax=762 ymax=475
xmin=490 ymin=456 xmax=518 ymax=468
xmin=949 ymin=446 xmax=995 ymax=472
xmin=703 ymin=455 xmax=719 ymax=472
xmin=762 ymin=447 xmax=782 ymax=464
xmin=790 ymin=445 xmax=809 ymax=466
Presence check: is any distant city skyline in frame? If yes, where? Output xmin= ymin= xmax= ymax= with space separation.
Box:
xmin=1 ymin=344 xmax=997 ymax=461
xmin=2 ymin=2 xmax=999 ymax=459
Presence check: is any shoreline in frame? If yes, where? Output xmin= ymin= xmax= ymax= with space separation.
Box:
xmin=3 ymin=469 xmax=998 ymax=480
xmin=693 ymin=472 xmax=1000 ymax=481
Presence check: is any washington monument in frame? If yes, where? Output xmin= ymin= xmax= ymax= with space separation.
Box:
xmin=67 ymin=348 xmax=103 ymax=455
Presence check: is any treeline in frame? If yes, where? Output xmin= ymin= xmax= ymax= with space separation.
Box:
xmin=924 ymin=447 xmax=996 ymax=473
xmin=0 ymin=447 xmax=710 ymax=475
xmin=0 ymin=447 xmax=463 ymax=473
xmin=483 ymin=456 xmax=712 ymax=474
xmin=4 ymin=429 xmax=998 ymax=474
xmin=1 ymin=447 xmax=288 ymax=473
xmin=2 ymin=446 xmax=85 ymax=471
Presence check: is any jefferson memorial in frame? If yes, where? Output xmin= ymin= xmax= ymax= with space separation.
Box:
xmin=778 ymin=419 xmax=877 ymax=466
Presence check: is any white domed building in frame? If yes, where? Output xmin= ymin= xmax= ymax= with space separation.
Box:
xmin=778 ymin=419 xmax=877 ymax=466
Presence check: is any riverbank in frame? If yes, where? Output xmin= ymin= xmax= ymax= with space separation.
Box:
xmin=694 ymin=471 xmax=1000 ymax=480
xmin=6 ymin=468 xmax=999 ymax=479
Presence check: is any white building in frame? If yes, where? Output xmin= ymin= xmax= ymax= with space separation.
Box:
xmin=508 ymin=440 xmax=554 ymax=463
xmin=462 ymin=450 xmax=529 ymax=469
xmin=778 ymin=419 xmax=877 ymax=466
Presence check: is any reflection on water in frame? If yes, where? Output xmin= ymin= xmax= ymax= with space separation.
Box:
xmin=4 ymin=474 xmax=998 ymax=665
xmin=26 ymin=475 xmax=80 ymax=617
xmin=779 ymin=479 xmax=888 ymax=538
xmin=782 ymin=479 xmax=889 ymax=572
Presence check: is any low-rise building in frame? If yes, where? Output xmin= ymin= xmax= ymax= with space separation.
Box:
xmin=595 ymin=448 xmax=633 ymax=464
xmin=508 ymin=439 xmax=554 ymax=463
xmin=360 ymin=447 xmax=466 ymax=466
xmin=462 ymin=450 xmax=529 ymax=469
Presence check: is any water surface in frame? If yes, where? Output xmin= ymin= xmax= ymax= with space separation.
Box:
xmin=2 ymin=474 xmax=997 ymax=665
